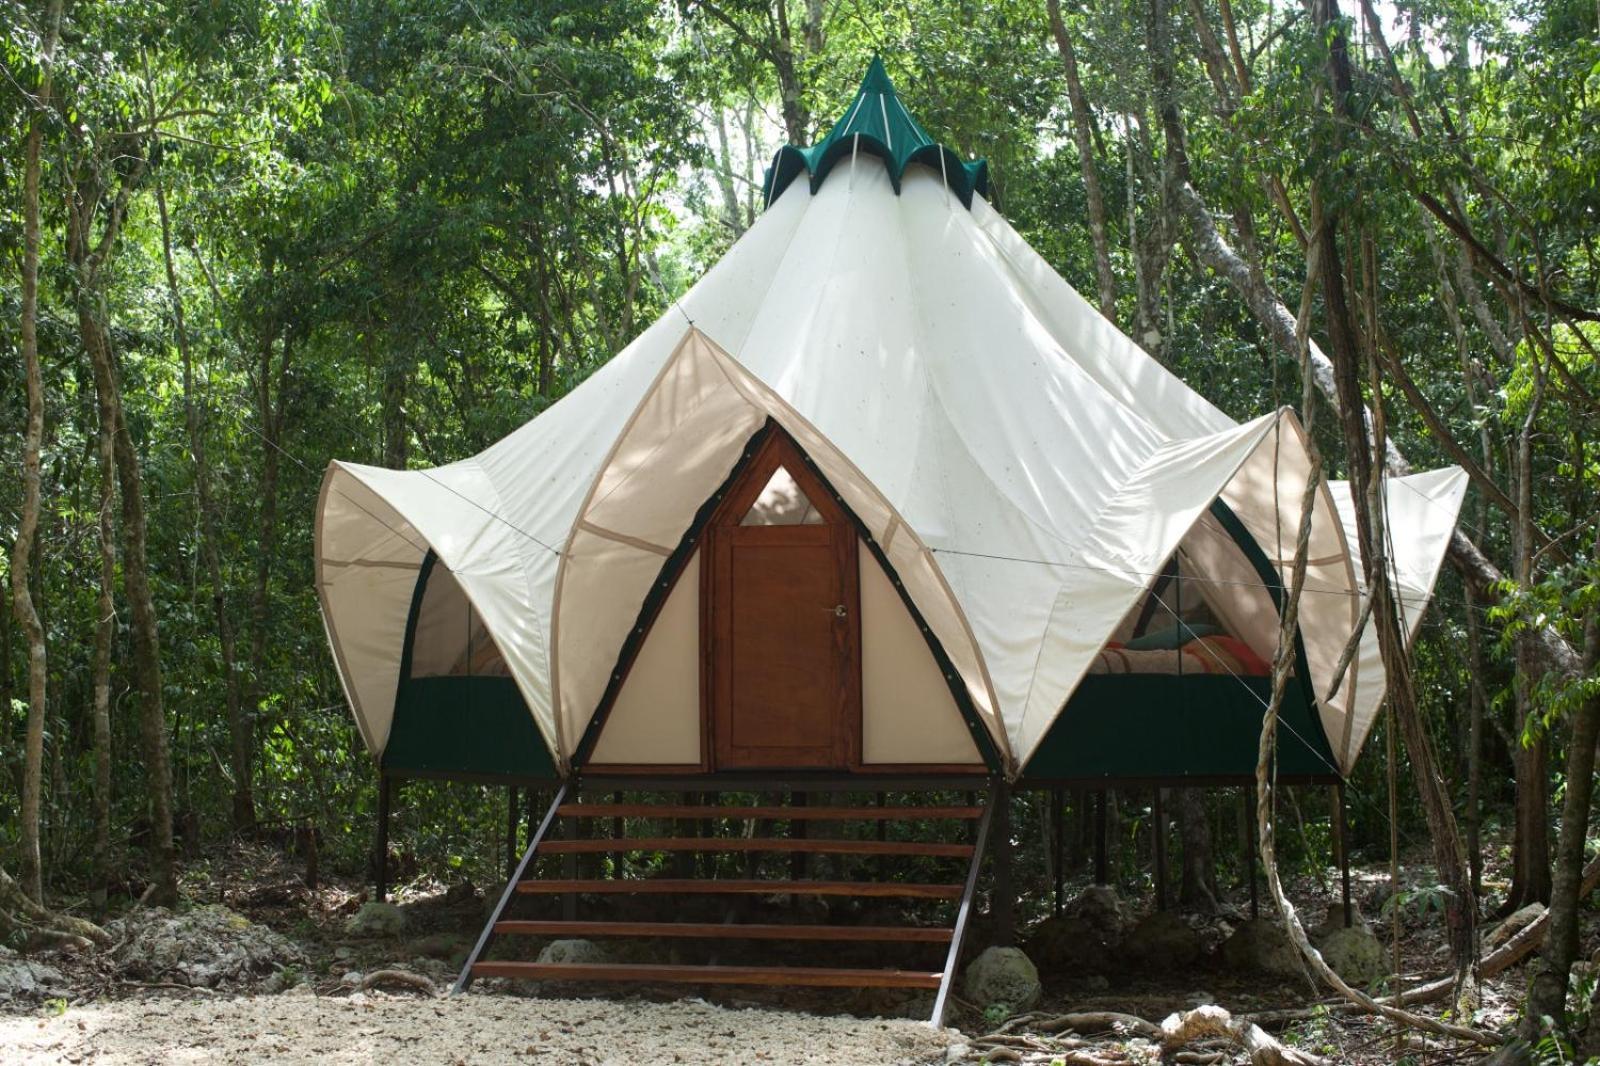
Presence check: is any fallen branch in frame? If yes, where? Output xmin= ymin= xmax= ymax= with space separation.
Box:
xmin=358 ymin=969 xmax=438 ymax=996
xmin=996 ymin=1011 xmax=1161 ymax=1040
xmin=122 ymin=979 xmax=218 ymax=995
xmin=972 ymin=1047 xmax=1124 ymax=1066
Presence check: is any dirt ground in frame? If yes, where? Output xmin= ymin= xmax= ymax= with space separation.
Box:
xmin=0 ymin=841 xmax=1568 ymax=1065
xmin=0 ymin=992 xmax=953 ymax=1065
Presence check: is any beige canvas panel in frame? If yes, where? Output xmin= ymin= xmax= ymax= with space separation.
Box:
xmin=409 ymin=562 xmax=468 ymax=677
xmin=1331 ymin=467 xmax=1468 ymax=768
xmin=552 ymin=332 xmax=769 ymax=761
xmin=315 ymin=466 xmax=431 ymax=755
xmin=1215 ymin=417 xmax=1361 ymax=770
xmin=1174 ymin=512 xmax=1279 ymax=665
xmin=860 ymin=548 xmax=981 ymax=764
xmin=555 ymin=527 xmax=688 ymax=756
xmin=552 ymin=329 xmax=1009 ymax=769
xmin=1014 ymin=411 xmax=1289 ymax=763
xmin=880 ymin=530 xmax=1001 ymax=744
xmin=588 ymin=551 xmax=703 ymax=765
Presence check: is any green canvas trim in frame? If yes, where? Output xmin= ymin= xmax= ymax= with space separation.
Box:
xmin=1019 ymin=673 xmax=1330 ymax=780
xmin=384 ymin=676 xmax=558 ymax=780
xmin=763 ymin=57 xmax=989 ymax=210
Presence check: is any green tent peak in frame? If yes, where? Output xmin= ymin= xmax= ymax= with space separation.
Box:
xmin=761 ymin=58 xmax=989 ymax=211
xmin=860 ymin=55 xmax=894 ymax=94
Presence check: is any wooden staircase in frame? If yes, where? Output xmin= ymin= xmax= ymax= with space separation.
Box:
xmin=454 ymin=779 xmax=996 ymax=1024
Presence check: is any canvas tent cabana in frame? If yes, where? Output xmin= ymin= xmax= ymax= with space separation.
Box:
xmin=317 ymin=62 xmax=1465 ymax=788
xmin=315 ymin=59 xmax=1465 ymax=1008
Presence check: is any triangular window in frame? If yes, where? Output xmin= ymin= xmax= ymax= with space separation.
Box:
xmin=740 ymin=465 xmax=824 ymax=526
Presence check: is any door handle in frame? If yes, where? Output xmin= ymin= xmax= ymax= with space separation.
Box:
xmin=831 ymin=604 xmax=847 ymax=619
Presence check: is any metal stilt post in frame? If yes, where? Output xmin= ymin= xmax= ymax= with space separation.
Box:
xmin=1051 ymin=788 xmax=1065 ymax=918
xmin=1154 ymin=788 xmax=1168 ymax=912
xmin=375 ymin=772 xmax=392 ymax=902
xmin=1093 ymin=790 xmax=1108 ymax=886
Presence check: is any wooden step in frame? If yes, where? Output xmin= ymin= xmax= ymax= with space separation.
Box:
xmin=493 ymin=920 xmax=953 ymax=943
xmin=470 ymin=961 xmax=943 ymax=989
xmin=557 ymin=804 xmax=982 ymax=822
xmin=515 ymin=878 xmax=964 ymax=900
xmin=539 ymin=836 xmax=973 ymax=858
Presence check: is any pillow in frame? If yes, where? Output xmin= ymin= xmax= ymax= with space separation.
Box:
xmin=1126 ymin=622 xmax=1220 ymax=651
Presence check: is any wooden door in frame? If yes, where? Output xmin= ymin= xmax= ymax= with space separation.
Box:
xmin=705 ymin=429 xmax=860 ymax=770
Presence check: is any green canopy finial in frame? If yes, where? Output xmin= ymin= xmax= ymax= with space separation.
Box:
xmin=761 ymin=58 xmax=989 ymax=210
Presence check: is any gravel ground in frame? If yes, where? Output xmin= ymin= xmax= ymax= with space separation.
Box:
xmin=0 ymin=991 xmax=954 ymax=1065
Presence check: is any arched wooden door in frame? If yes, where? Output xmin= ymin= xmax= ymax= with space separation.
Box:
xmin=703 ymin=428 xmax=861 ymax=769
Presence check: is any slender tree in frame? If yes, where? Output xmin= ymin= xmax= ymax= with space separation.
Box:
xmin=11 ymin=0 xmax=65 ymax=906
xmin=1047 ymin=0 xmax=1118 ymax=322
xmin=65 ymin=124 xmax=178 ymax=906
xmin=1308 ymin=0 xmax=1476 ymax=985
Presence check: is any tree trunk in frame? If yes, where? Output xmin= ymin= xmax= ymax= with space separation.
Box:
xmin=801 ymin=0 xmax=823 ymax=53
xmin=772 ymin=0 xmax=808 ymax=144
xmin=68 ymin=141 xmax=177 ymax=905
xmin=83 ymin=294 xmax=178 ymax=906
xmin=1126 ymin=117 xmax=1169 ymax=356
xmin=1177 ymin=788 xmax=1219 ymax=913
xmin=11 ymin=0 xmax=64 ymax=906
xmin=246 ymin=262 xmax=286 ymax=742
xmin=90 ymin=304 xmax=117 ymax=910
xmin=152 ymin=160 xmax=253 ymax=832
xmin=381 ymin=349 xmax=409 ymax=469
xmin=739 ymin=100 xmax=760 ymax=226
xmin=0 ymin=866 xmax=111 ymax=948
xmin=711 ymin=105 xmax=746 ymax=238
xmin=1505 ymin=330 xmax=1553 ymax=915
xmin=1309 ymin=0 xmax=1475 ymax=985
xmin=1066 ymin=787 xmax=1088 ymax=874
xmin=1137 ymin=0 xmax=1183 ymax=359
xmin=1505 ymin=702 xmax=1552 ymax=910
xmin=1520 ymin=610 xmax=1600 ymax=1042
xmin=1046 ymin=0 xmax=1117 ymax=321
xmin=1463 ymin=596 xmax=1488 ymax=902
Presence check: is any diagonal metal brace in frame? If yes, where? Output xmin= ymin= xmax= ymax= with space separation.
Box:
xmin=453 ymin=780 xmax=570 ymax=995
xmin=929 ymin=777 xmax=997 ymax=1027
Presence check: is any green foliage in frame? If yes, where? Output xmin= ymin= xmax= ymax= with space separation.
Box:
xmin=1381 ymin=882 xmax=1456 ymax=925
xmin=0 ymin=0 xmax=1595 ymax=933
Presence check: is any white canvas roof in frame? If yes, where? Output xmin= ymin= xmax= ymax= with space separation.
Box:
xmin=315 ymin=154 xmax=1466 ymax=778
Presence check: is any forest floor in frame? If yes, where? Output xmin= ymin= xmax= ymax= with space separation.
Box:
xmin=0 ymin=841 xmax=1561 ymax=1064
